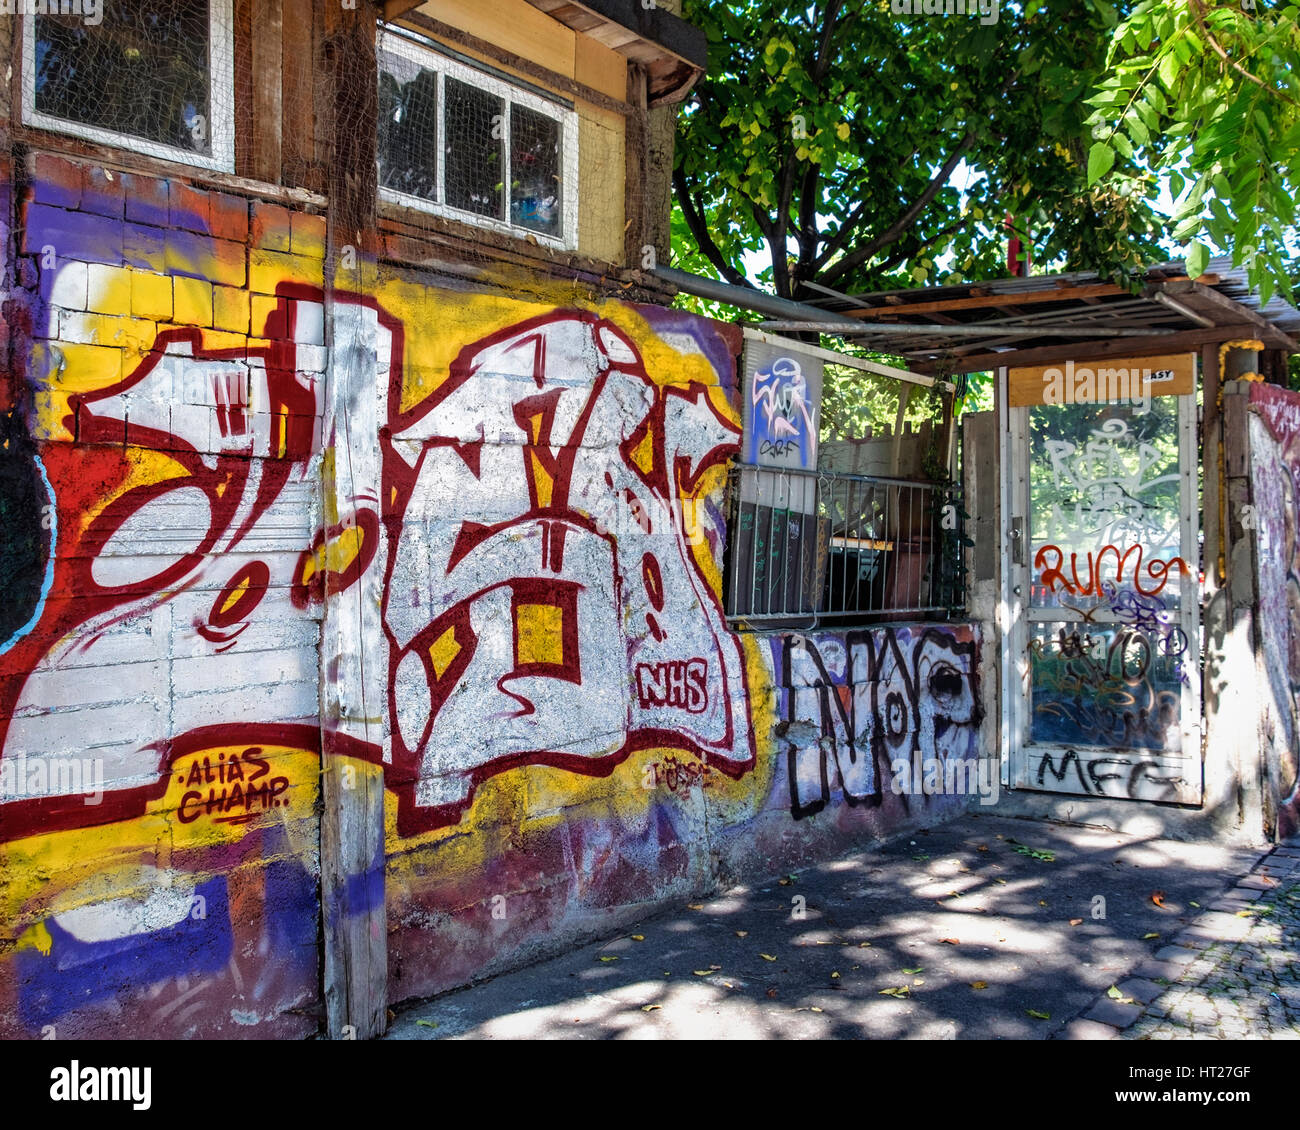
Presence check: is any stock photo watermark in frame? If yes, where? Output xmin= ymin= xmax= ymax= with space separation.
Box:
xmin=0 ymin=753 xmax=104 ymax=805
xmin=1040 ymin=359 xmax=1179 ymax=410
xmin=891 ymin=0 xmax=999 ymax=26
xmin=889 ymin=750 xmax=1000 ymax=805
xmin=0 ymin=0 xmax=102 ymax=24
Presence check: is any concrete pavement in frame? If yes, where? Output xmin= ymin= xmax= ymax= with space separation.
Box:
xmin=384 ymin=812 xmax=1276 ymax=1040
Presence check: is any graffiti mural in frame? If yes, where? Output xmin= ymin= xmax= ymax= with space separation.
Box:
xmin=773 ymin=626 xmax=981 ymax=819
xmin=741 ymin=338 xmax=822 ymax=470
xmin=379 ymin=309 xmax=755 ymax=833
xmin=1248 ymin=384 xmax=1300 ymax=836
xmin=0 ymin=156 xmax=987 ymax=1038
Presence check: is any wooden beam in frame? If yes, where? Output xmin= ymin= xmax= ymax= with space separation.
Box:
xmin=919 ymin=324 xmax=1280 ymax=375
xmin=741 ymin=328 xmax=948 ymax=389
xmin=1157 ymin=279 xmax=1299 ymax=351
xmin=320 ymin=0 xmax=387 ymax=1042
xmin=839 ymin=283 xmax=1127 ymax=320
xmin=250 ymin=0 xmax=284 ymax=185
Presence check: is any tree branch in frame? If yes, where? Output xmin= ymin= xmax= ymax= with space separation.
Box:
xmin=672 ymin=165 xmax=755 ymax=288
xmin=822 ymin=132 xmax=975 ymax=286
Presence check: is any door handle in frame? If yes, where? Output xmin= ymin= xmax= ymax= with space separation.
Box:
xmin=1010 ymin=516 xmax=1025 ymax=566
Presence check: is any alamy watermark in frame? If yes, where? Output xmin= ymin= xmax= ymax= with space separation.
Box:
xmin=892 ymin=0 xmax=999 ymax=26
xmin=1040 ymin=359 xmax=1179 ymax=411
xmin=889 ymin=751 xmax=999 ymax=805
xmin=0 ymin=753 xmax=104 ymax=805
xmin=0 ymin=0 xmax=103 ymax=25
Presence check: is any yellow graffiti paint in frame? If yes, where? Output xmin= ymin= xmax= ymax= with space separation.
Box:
xmin=514 ymin=603 xmax=564 ymax=666
xmin=429 ymin=627 xmax=461 ymax=681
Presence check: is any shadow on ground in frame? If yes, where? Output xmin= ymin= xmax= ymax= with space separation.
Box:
xmin=384 ymin=812 xmax=1263 ymax=1040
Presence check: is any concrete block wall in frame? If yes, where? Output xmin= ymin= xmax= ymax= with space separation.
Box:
xmin=0 ymin=151 xmax=991 ymax=1037
xmin=0 ymin=152 xmax=333 ymax=1038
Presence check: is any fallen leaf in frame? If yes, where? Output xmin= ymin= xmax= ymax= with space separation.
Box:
xmin=939 ymin=938 xmax=960 ymax=945
xmin=913 ymin=978 xmax=925 ymax=986
xmin=1038 ymin=900 xmax=1048 ymax=907
xmin=735 ymin=931 xmax=748 ymax=938
xmin=598 ymin=956 xmax=619 ymax=963
xmin=631 ymin=934 xmax=645 ymax=941
xmin=1142 ymin=932 xmax=1160 ymax=940
xmin=415 ymin=1019 xmax=439 ymax=1029
xmin=1106 ymin=986 xmax=1136 ymax=1004
xmin=722 ymin=982 xmax=734 ymax=988
xmin=971 ymin=981 xmax=988 ymax=990
xmin=903 ymin=966 xmax=923 ymax=975
xmin=1069 ymin=918 xmax=1084 ymax=927
xmin=1236 ymin=910 xmax=1254 ymax=918
xmin=1026 ymin=1009 xmax=1051 ymax=1020
xmin=687 ymin=904 xmax=704 ymax=910
xmin=642 ymin=1004 xmax=662 ymax=1012
xmin=778 ymin=879 xmax=791 ymax=886
xmin=995 ymin=878 xmax=1008 ymax=885
xmin=810 ymin=1006 xmax=823 ymax=1013
xmin=858 ymin=941 xmax=872 ymax=948
xmin=977 ymin=844 xmax=989 ymax=852
xmin=831 ymin=971 xmax=841 ymax=979
xmin=879 ymin=986 xmax=911 ymax=997
xmin=1190 ymin=901 xmax=1201 ymax=908
xmin=760 ymin=953 xmax=778 ymax=961
xmin=1151 ymin=891 xmax=1166 ymax=908
xmin=709 ymin=964 xmax=722 ymax=970
xmin=693 ymin=970 xmax=712 ymax=976
xmin=948 ymin=891 xmax=962 ymax=898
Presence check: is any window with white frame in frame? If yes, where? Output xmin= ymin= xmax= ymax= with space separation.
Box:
xmin=21 ymin=0 xmax=235 ymax=173
xmin=377 ymin=27 xmax=579 ymax=250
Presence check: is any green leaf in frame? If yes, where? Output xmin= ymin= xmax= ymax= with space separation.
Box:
xmin=1087 ymin=141 xmax=1116 ymax=185
xmin=1186 ymin=241 xmax=1210 ymax=279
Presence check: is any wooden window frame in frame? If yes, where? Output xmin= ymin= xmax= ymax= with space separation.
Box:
xmin=377 ymin=24 xmax=579 ymax=254
xmin=19 ymin=0 xmax=236 ymax=174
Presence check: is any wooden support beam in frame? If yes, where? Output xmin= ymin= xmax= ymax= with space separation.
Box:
xmin=919 ymin=323 xmax=1278 ymax=376
xmin=839 ymin=283 xmax=1126 ymax=320
xmin=320 ymin=1 xmax=387 ymax=1042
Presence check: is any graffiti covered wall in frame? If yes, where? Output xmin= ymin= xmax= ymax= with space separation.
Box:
xmin=0 ymin=157 xmax=339 ymax=1038
xmin=1247 ymin=383 xmax=1300 ymax=838
xmin=0 ymin=152 xmax=987 ymax=1037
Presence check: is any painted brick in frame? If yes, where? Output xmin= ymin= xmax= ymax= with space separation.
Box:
xmin=290 ymin=212 xmax=327 ymax=258
xmin=24 ymin=205 xmax=124 ymax=267
xmin=212 ymin=285 xmax=250 ymax=334
xmin=173 ymin=277 xmax=214 ymax=327
xmin=251 ymin=201 xmax=292 ymax=252
xmin=82 ymin=166 xmax=126 ymax=218
xmin=123 ymin=223 xmax=166 ymax=273
xmin=169 ymin=182 xmax=212 ymax=235
xmin=164 ymin=230 xmax=247 ymax=289
xmin=41 ymin=259 xmax=88 ymax=312
xmin=249 ymin=247 xmax=322 ymax=296
xmin=31 ymin=153 xmax=82 ymax=210
xmin=86 ymin=264 xmax=135 ymax=314
xmin=131 ymin=271 xmax=173 ymax=320
xmin=59 ymin=312 xmax=157 ymax=354
xmin=36 ymin=341 xmax=123 ymax=391
xmin=210 ymin=193 xmax=249 ymax=242
xmin=121 ymin=172 xmax=171 ymax=227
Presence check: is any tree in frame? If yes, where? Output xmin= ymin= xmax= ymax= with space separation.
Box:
xmin=673 ymin=0 xmax=1168 ymax=300
xmin=1084 ymin=0 xmax=1300 ymax=306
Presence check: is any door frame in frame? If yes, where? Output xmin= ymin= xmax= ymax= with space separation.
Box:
xmin=998 ymin=364 xmax=1203 ymax=802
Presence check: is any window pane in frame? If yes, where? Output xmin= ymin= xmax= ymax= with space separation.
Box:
xmin=34 ymin=0 xmax=212 ymax=155
xmin=510 ymin=104 xmax=560 ymax=237
xmin=444 ymin=77 xmax=503 ymax=220
xmin=378 ymin=50 xmax=439 ymax=202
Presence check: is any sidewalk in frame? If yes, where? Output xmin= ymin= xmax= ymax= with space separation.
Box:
xmin=384 ymin=812 xmax=1278 ymax=1040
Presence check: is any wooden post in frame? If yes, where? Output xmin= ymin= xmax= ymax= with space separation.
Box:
xmin=319 ymin=0 xmax=387 ymax=1040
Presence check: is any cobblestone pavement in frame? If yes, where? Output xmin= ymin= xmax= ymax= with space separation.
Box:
xmin=1114 ymin=841 xmax=1300 ymax=1040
